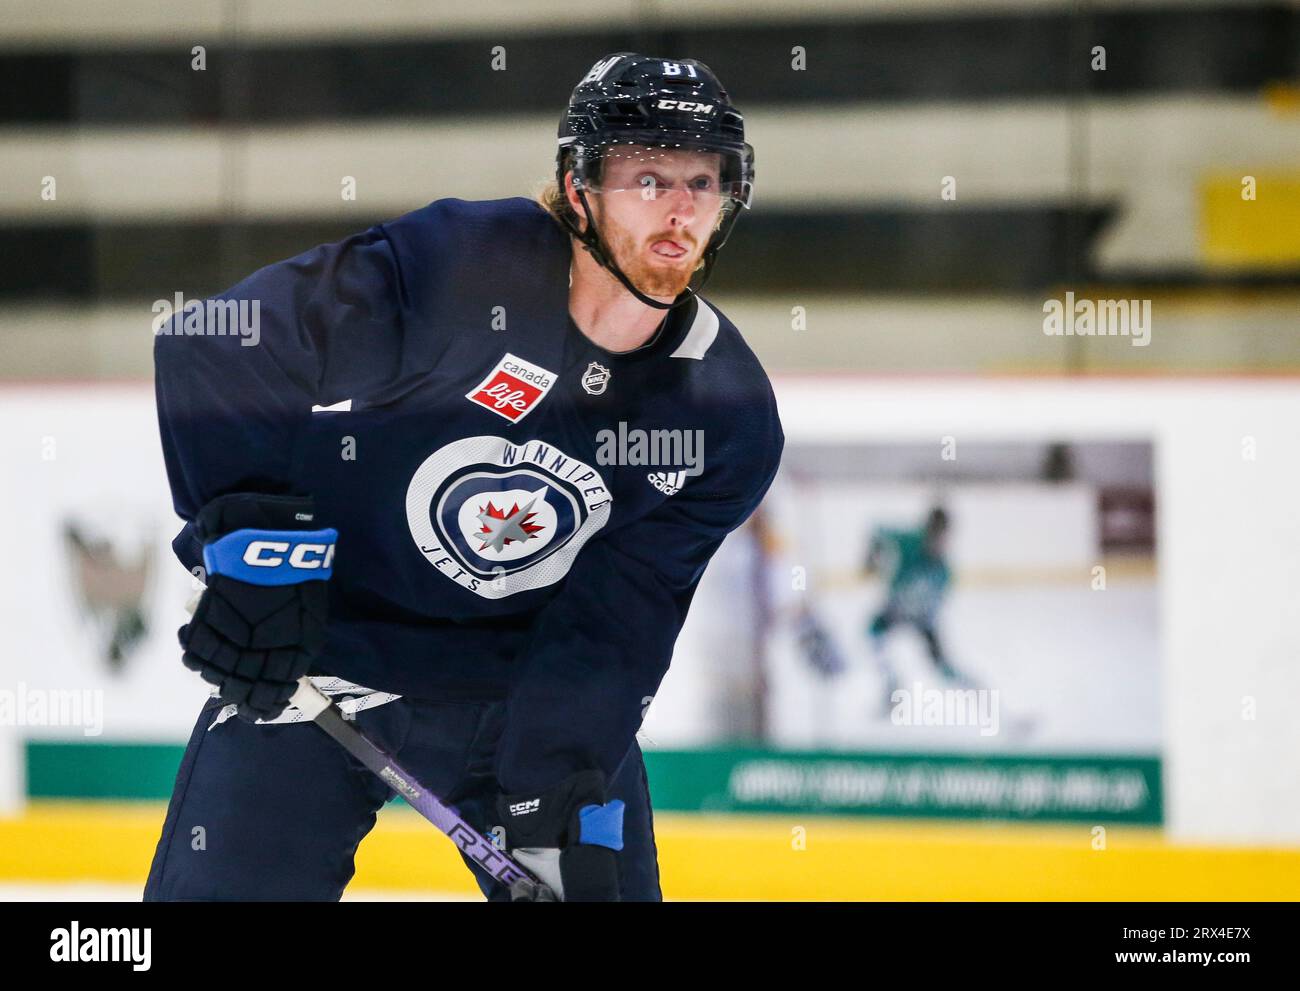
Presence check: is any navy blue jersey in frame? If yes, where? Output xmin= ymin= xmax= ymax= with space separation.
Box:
xmin=154 ymin=196 xmax=784 ymax=792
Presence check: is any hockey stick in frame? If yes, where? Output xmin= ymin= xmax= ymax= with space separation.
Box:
xmin=288 ymin=677 xmax=554 ymax=901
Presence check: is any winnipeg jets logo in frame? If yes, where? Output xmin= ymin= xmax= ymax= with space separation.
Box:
xmin=406 ymin=437 xmax=612 ymax=599
xmin=475 ymin=490 xmax=547 ymax=553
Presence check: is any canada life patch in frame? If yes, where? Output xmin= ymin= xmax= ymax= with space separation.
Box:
xmin=405 ymin=435 xmax=612 ymax=599
xmin=466 ymin=352 xmax=557 ymax=423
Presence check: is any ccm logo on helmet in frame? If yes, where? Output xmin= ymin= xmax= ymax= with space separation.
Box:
xmin=242 ymin=540 xmax=336 ymax=570
xmin=657 ymin=99 xmax=714 ymax=113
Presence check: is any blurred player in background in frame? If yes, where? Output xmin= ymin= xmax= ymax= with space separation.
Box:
xmin=865 ymin=506 xmax=975 ymax=713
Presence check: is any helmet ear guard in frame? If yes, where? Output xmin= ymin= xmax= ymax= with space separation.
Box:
xmin=555 ymin=146 xmax=619 ymax=279
xmin=553 ymin=53 xmax=754 ymax=311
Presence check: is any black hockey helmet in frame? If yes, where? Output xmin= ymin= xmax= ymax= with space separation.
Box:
xmin=555 ymin=52 xmax=755 ymax=310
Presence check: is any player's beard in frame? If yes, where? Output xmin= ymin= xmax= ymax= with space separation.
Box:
xmin=592 ymin=207 xmax=701 ymax=299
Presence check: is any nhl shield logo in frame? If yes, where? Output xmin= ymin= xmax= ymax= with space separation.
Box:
xmin=581 ymin=362 xmax=611 ymax=396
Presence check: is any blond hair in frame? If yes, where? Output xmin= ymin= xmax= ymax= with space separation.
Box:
xmin=534 ymin=176 xmax=576 ymax=229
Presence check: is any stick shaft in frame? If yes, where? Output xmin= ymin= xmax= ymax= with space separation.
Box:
xmin=290 ymin=678 xmax=544 ymax=898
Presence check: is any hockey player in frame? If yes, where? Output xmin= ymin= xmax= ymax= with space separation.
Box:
xmin=865 ymin=507 xmax=976 ymax=714
xmin=144 ymin=53 xmax=783 ymax=902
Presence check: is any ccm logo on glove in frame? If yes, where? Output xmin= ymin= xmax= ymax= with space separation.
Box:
xmin=203 ymin=528 xmax=338 ymax=585
xmin=242 ymin=539 xmax=335 ymax=569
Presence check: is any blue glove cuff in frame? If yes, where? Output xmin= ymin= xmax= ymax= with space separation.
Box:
xmin=577 ymin=800 xmax=625 ymax=851
xmin=203 ymin=527 xmax=338 ymax=585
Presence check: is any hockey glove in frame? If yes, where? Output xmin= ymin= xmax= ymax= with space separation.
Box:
xmin=179 ymin=493 xmax=336 ymax=723
xmin=497 ymin=769 xmax=625 ymax=902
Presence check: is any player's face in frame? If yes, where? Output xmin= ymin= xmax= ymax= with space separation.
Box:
xmin=576 ymin=146 xmax=725 ymax=299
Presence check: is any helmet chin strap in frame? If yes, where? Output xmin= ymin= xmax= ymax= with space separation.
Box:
xmin=564 ymin=185 xmax=722 ymax=311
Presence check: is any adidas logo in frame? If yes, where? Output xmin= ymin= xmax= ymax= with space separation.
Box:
xmin=648 ymin=471 xmax=687 ymax=496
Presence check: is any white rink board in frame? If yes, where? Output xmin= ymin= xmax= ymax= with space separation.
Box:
xmin=0 ymin=386 xmax=213 ymax=749
xmin=2 ymin=379 xmax=1298 ymax=843
xmin=666 ymin=377 xmax=1298 ymax=845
